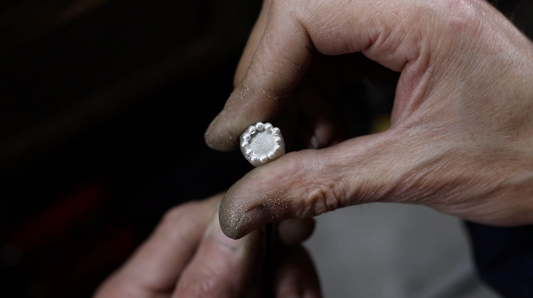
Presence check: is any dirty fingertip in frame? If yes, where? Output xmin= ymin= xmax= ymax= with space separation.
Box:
xmin=219 ymin=190 xmax=272 ymax=239
xmin=204 ymin=114 xmax=240 ymax=151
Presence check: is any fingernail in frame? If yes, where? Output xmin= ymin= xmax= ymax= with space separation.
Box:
xmin=207 ymin=211 xmax=244 ymax=250
xmin=207 ymin=211 xmax=262 ymax=259
xmin=233 ymin=206 xmax=271 ymax=239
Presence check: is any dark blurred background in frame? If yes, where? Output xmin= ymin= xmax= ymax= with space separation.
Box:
xmin=0 ymin=0 xmax=264 ymax=296
xmin=0 ymin=0 xmax=531 ymax=297
xmin=0 ymin=0 xmax=371 ymax=297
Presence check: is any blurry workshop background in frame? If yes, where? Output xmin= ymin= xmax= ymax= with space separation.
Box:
xmin=0 ymin=0 xmax=531 ymax=297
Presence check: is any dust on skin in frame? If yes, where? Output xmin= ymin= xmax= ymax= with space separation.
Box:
xmin=220 ymin=186 xmax=292 ymax=238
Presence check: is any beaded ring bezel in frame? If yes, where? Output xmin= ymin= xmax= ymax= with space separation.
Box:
xmin=240 ymin=122 xmax=285 ymax=167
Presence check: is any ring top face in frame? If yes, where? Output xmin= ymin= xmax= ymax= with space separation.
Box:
xmin=240 ymin=122 xmax=285 ymax=167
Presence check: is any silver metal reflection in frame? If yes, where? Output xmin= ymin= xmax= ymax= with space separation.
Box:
xmin=240 ymin=122 xmax=285 ymax=167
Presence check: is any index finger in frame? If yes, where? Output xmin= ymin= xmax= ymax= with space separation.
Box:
xmin=204 ymin=0 xmax=422 ymax=151
xmin=204 ymin=1 xmax=313 ymax=151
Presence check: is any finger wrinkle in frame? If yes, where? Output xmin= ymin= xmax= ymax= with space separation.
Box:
xmin=300 ymin=151 xmax=349 ymax=215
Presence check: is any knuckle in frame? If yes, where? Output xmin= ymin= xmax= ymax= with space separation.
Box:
xmin=303 ymin=180 xmax=345 ymax=216
xmin=286 ymin=150 xmax=346 ymax=217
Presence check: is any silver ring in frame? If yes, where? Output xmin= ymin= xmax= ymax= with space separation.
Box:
xmin=240 ymin=122 xmax=285 ymax=167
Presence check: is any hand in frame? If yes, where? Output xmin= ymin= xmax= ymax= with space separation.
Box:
xmin=204 ymin=0 xmax=533 ymax=239
xmin=93 ymin=194 xmax=321 ymax=298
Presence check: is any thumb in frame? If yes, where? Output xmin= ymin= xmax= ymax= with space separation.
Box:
xmin=219 ymin=129 xmax=430 ymax=239
xmin=219 ymin=122 xmax=533 ymax=239
xmin=219 ymin=107 xmax=533 ymax=239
